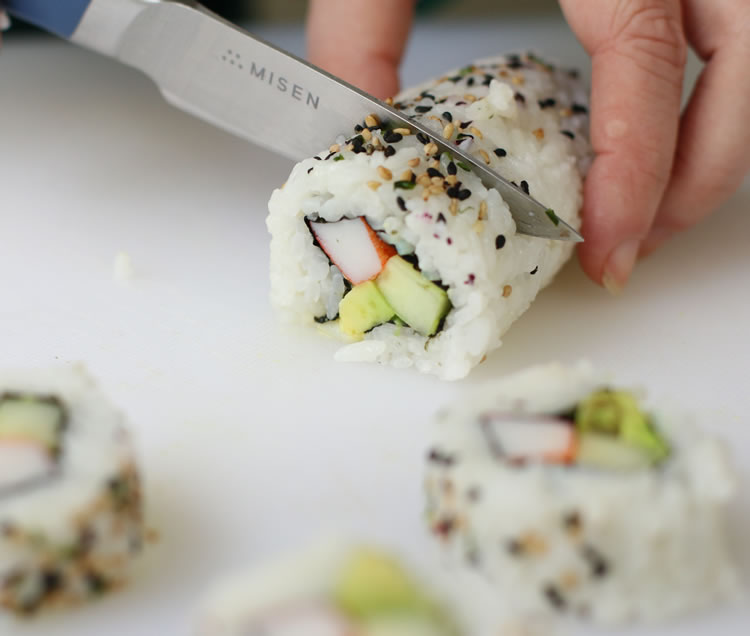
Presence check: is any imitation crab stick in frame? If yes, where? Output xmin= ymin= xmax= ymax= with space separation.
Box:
xmin=308 ymin=217 xmax=396 ymax=285
xmin=480 ymin=414 xmax=577 ymax=465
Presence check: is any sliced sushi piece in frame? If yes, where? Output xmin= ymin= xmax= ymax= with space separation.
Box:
xmin=0 ymin=367 xmax=143 ymax=616
xmin=424 ymin=362 xmax=739 ymax=625
xmin=268 ymin=53 xmax=592 ymax=379
xmin=196 ymin=542 xmax=462 ymax=636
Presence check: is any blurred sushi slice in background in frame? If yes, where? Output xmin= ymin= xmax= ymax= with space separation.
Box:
xmin=0 ymin=367 xmax=143 ymax=616
xmin=195 ymin=541 xmax=464 ymax=636
xmin=424 ymin=362 xmax=741 ymax=624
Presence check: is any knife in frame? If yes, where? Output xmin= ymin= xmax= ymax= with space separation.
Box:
xmin=5 ymin=0 xmax=582 ymax=241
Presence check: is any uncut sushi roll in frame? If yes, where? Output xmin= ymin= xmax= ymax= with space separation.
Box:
xmin=0 ymin=367 xmax=143 ymax=615
xmin=196 ymin=541 xmax=463 ymax=636
xmin=267 ymin=53 xmax=591 ymax=380
xmin=424 ymin=362 xmax=739 ymax=624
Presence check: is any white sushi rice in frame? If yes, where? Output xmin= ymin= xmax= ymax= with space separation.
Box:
xmin=0 ymin=366 xmax=142 ymax=615
xmin=267 ymin=53 xmax=591 ymax=380
xmin=424 ymin=362 xmax=740 ymax=624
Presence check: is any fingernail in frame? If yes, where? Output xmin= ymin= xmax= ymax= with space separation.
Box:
xmin=602 ymin=238 xmax=640 ymax=295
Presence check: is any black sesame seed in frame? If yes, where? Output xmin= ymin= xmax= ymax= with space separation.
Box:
xmin=416 ymin=132 xmax=430 ymax=145
xmin=324 ymin=151 xmax=336 ymax=160
xmin=544 ymin=584 xmax=567 ymax=610
xmin=495 ymin=234 xmax=506 ymax=249
xmin=455 ymin=100 xmax=466 ymax=106
xmin=384 ymin=145 xmax=396 ymax=158
xmin=581 ymin=545 xmax=610 ymax=578
xmin=427 ymin=167 xmax=443 ymax=179
xmin=420 ymin=91 xmax=436 ymax=100
xmin=354 ymin=124 xmax=363 ymax=132
xmin=86 ymin=572 xmax=109 ymax=595
xmin=530 ymin=266 xmax=539 ymax=275
xmin=457 ymin=189 xmax=471 ymax=201
xmin=383 ymin=131 xmax=403 ymax=144
xmin=561 ymin=130 xmax=575 ymax=139
xmin=307 ymin=167 xmax=314 ymax=174
xmin=415 ymin=105 xmax=432 ymax=113
xmin=41 ymin=570 xmax=62 ymax=595
xmin=396 ymin=196 xmax=407 ymax=211
xmin=563 ymin=511 xmax=582 ymax=531
xmin=493 ymin=148 xmax=507 ymax=158
xmin=514 ymin=92 xmax=526 ymax=104
xmin=538 ymin=97 xmax=557 ymax=109
xmin=593 ymin=561 xmax=609 ymax=578
xmin=446 ymin=186 xmax=460 ymax=199
xmin=447 ymin=161 xmax=458 ymax=175
xmin=482 ymin=74 xmax=494 ymax=86
xmin=427 ymin=448 xmax=456 ymax=465
xmin=506 ymin=539 xmax=523 ymax=556
xmin=459 ymin=120 xmax=472 ymax=130
xmin=520 ymin=180 xmax=530 ymax=195
xmin=449 ymin=75 xmax=462 ymax=83
xmin=507 ymin=54 xmax=523 ymax=69
xmin=572 ymin=103 xmax=588 ymax=114
xmin=314 ymin=156 xmax=322 ymax=160
xmin=437 ymin=212 xmax=446 ymax=223
xmin=442 ymin=111 xmax=453 ymax=122
xmin=467 ymin=77 xmax=475 ymax=86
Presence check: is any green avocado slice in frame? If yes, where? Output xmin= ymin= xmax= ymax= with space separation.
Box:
xmin=375 ymin=256 xmax=451 ymax=337
xmin=575 ymin=390 xmax=669 ymax=464
xmin=338 ymin=280 xmax=395 ymax=337
xmin=0 ymin=395 xmax=65 ymax=454
xmin=333 ymin=548 xmax=458 ymax=635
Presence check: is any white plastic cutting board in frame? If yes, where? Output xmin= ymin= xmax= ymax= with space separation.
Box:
xmin=0 ymin=18 xmax=748 ymax=636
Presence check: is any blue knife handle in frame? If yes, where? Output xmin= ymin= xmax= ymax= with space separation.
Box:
xmin=5 ymin=0 xmax=92 ymax=38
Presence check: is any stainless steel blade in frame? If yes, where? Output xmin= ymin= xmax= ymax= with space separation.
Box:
xmin=72 ymin=0 xmax=581 ymax=241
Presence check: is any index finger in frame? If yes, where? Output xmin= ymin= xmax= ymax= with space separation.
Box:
xmin=559 ymin=0 xmax=687 ymax=292
xmin=307 ymin=0 xmax=416 ymax=99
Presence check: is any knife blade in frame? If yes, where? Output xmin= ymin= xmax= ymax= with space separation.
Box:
xmin=6 ymin=0 xmax=581 ymax=241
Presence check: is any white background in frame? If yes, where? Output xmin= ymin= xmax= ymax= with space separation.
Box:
xmin=1 ymin=17 xmax=748 ymax=636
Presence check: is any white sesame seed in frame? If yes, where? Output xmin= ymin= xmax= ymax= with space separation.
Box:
xmin=377 ymin=166 xmax=392 ymax=180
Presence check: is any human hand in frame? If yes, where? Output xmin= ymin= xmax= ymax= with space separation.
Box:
xmin=0 ymin=10 xmax=9 ymax=46
xmin=558 ymin=0 xmax=750 ymax=292
xmin=307 ymin=0 xmax=750 ymax=292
